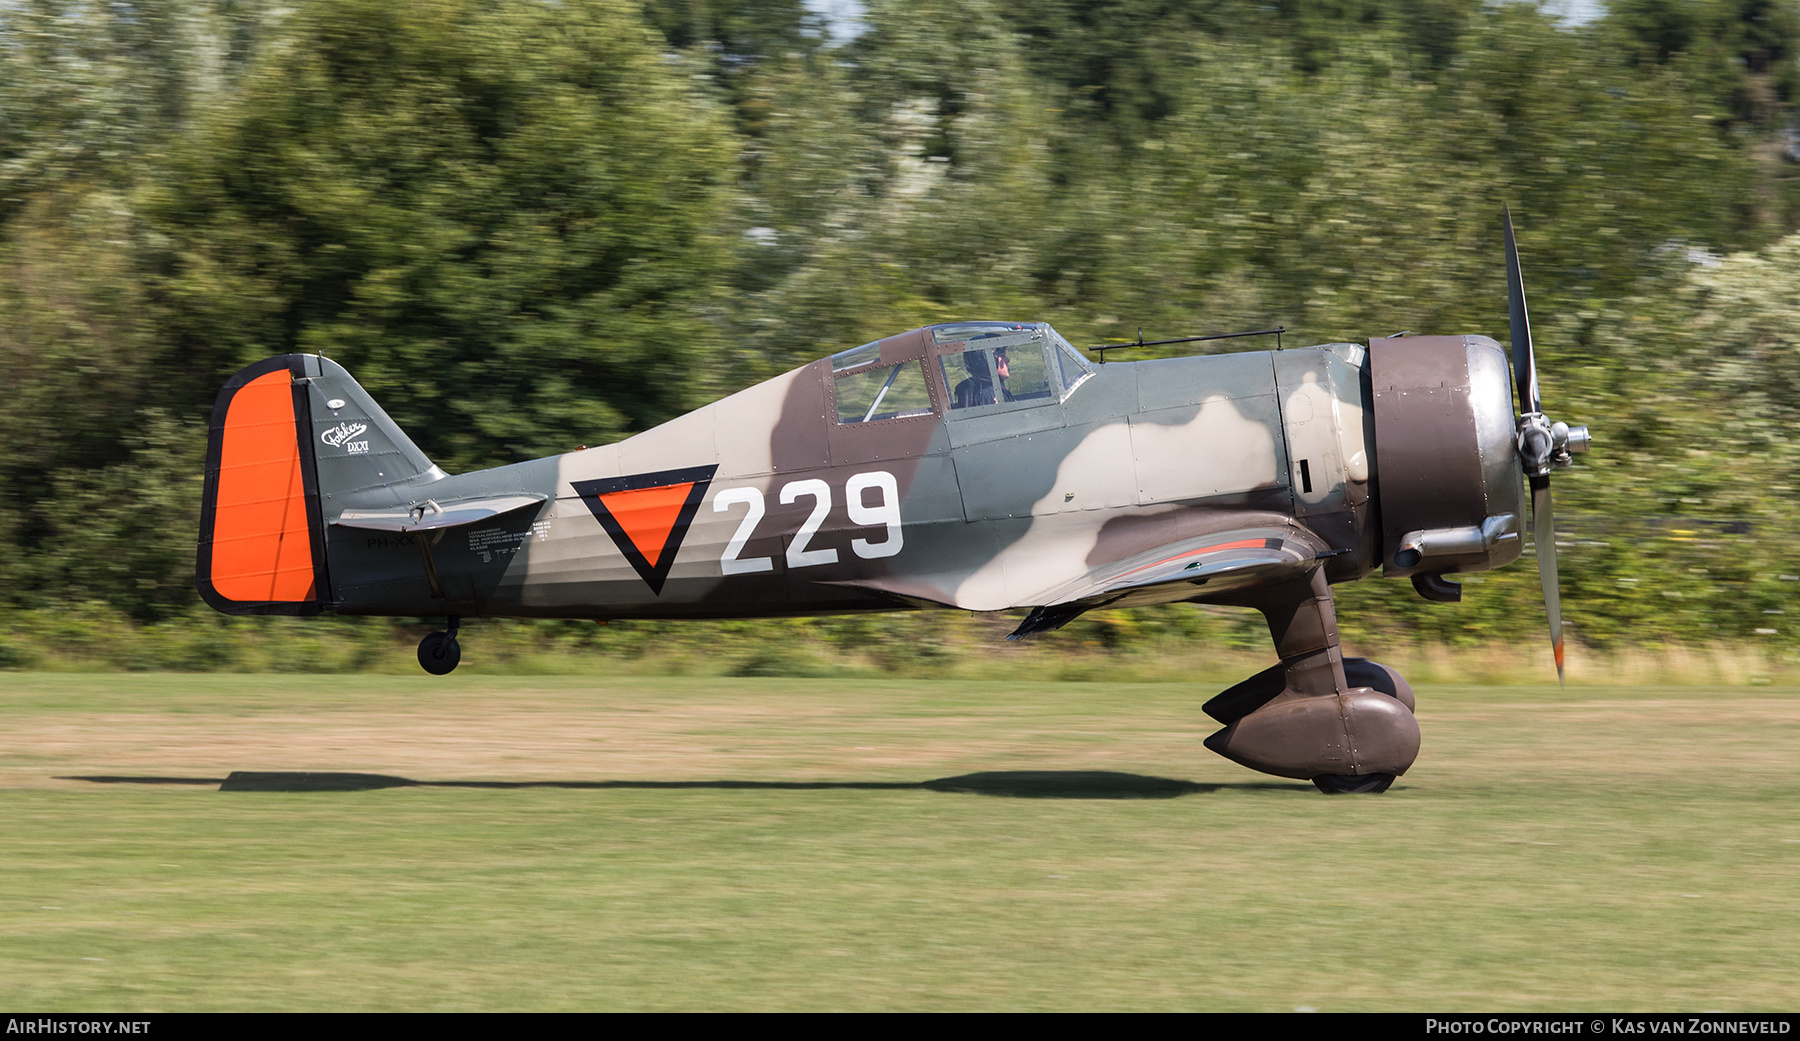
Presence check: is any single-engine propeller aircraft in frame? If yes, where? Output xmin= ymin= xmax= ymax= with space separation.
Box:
xmin=198 ymin=212 xmax=1589 ymax=793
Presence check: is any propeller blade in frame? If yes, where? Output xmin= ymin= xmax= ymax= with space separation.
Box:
xmin=1504 ymin=207 xmax=1542 ymax=416
xmin=1531 ymin=475 xmax=1564 ymax=684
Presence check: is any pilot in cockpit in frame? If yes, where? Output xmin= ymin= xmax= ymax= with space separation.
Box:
xmin=952 ymin=348 xmax=1015 ymax=409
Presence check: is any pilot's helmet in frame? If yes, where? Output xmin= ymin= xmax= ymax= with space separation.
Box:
xmin=964 ymin=351 xmax=992 ymax=380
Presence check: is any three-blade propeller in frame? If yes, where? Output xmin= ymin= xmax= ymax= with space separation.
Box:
xmin=1503 ymin=208 xmax=1590 ymax=683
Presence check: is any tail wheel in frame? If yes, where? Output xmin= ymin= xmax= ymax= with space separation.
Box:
xmin=418 ymin=631 xmax=461 ymax=675
xmin=1312 ymin=773 xmax=1396 ymax=795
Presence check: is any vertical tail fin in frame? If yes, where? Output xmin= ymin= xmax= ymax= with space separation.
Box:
xmin=198 ymin=354 xmax=443 ymax=615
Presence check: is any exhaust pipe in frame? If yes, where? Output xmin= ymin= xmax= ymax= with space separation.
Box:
xmin=1392 ymin=513 xmax=1519 ymax=572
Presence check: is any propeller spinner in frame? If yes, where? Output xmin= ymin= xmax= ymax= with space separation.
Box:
xmin=1503 ymin=208 xmax=1591 ymax=682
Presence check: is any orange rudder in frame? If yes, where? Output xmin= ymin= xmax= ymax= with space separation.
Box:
xmin=197 ymin=356 xmax=329 ymax=614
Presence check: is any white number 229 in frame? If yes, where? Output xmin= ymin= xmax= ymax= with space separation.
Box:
xmin=712 ymin=470 xmax=903 ymax=574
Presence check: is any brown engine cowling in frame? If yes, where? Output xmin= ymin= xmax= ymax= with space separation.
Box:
xmin=1367 ymin=335 xmax=1525 ymax=587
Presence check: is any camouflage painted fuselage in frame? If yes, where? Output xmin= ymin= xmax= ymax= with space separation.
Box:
xmin=205 ymin=322 xmax=1519 ymax=625
xmin=198 ymin=322 xmax=1533 ymax=783
xmin=200 ymin=206 xmax=1588 ymax=789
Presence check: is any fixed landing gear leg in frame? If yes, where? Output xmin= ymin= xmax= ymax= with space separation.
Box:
xmin=418 ymin=616 xmax=462 ymax=675
xmin=1204 ymin=568 xmax=1419 ymax=792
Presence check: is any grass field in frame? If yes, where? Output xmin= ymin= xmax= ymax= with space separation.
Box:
xmin=2 ymin=672 xmax=1798 ymax=1011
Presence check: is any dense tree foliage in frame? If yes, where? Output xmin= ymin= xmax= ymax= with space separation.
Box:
xmin=149 ymin=0 xmax=737 ymax=466
xmin=4 ymin=0 xmax=1800 ymax=661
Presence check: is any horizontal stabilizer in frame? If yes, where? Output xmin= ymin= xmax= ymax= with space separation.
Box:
xmin=332 ymin=494 xmax=546 ymax=533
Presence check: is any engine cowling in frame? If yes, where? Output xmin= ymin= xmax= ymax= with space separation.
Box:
xmin=1366 ymin=335 xmax=1525 ymax=580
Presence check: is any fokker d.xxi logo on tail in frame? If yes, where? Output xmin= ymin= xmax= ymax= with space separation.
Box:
xmin=573 ymin=466 xmax=718 ymax=595
xmin=321 ymin=422 xmax=369 ymax=453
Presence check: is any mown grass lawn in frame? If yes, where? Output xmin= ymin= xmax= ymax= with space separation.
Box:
xmin=2 ymin=674 xmax=1796 ymax=1010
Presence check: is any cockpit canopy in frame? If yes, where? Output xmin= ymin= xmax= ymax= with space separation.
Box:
xmin=829 ymin=322 xmax=1093 ymax=425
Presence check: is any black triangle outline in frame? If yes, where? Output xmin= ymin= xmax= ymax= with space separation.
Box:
xmin=572 ymin=464 xmax=718 ymax=596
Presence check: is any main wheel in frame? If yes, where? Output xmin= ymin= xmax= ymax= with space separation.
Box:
xmin=1312 ymin=773 xmax=1395 ymax=795
xmin=417 ymin=631 xmax=462 ymax=675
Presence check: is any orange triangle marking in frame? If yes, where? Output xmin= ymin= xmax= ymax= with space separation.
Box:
xmin=595 ymin=483 xmax=697 ymax=570
xmin=573 ymin=465 xmax=717 ymax=595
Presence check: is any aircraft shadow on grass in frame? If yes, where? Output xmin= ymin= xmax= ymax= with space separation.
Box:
xmin=61 ymin=771 xmax=1306 ymax=798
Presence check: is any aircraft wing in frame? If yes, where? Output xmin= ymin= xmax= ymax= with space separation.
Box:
xmin=1007 ymin=526 xmax=1333 ymax=639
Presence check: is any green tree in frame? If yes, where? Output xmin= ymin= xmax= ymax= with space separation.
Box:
xmin=1605 ymin=0 xmax=1800 ymax=128
xmin=145 ymin=0 xmax=738 ymax=471
xmin=0 ymin=0 xmax=247 ymax=618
